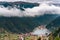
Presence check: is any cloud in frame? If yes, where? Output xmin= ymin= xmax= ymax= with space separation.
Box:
xmin=0 ymin=6 xmax=24 ymax=17
xmin=0 ymin=0 xmax=20 ymax=2
xmin=0 ymin=0 xmax=60 ymax=2
xmin=0 ymin=3 xmax=60 ymax=17
xmin=24 ymin=3 xmax=60 ymax=16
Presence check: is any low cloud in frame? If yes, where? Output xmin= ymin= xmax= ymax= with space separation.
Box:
xmin=0 ymin=3 xmax=60 ymax=17
xmin=24 ymin=3 xmax=60 ymax=17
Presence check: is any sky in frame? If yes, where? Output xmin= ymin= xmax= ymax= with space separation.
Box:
xmin=0 ymin=0 xmax=60 ymax=2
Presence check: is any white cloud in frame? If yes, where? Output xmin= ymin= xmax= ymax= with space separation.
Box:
xmin=24 ymin=3 xmax=60 ymax=16
xmin=0 ymin=6 xmax=25 ymax=17
xmin=0 ymin=0 xmax=22 ymax=2
xmin=0 ymin=0 xmax=60 ymax=2
xmin=0 ymin=3 xmax=60 ymax=17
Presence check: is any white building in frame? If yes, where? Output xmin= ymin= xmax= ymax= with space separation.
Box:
xmin=31 ymin=25 xmax=51 ymax=40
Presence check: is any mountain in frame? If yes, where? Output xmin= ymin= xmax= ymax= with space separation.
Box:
xmin=0 ymin=1 xmax=60 ymax=34
xmin=46 ymin=16 xmax=60 ymax=34
xmin=0 ymin=14 xmax=58 ymax=33
xmin=46 ymin=16 xmax=60 ymax=30
xmin=0 ymin=1 xmax=39 ymax=10
xmin=0 ymin=1 xmax=60 ymax=10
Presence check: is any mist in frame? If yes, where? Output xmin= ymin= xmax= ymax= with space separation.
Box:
xmin=0 ymin=3 xmax=60 ymax=17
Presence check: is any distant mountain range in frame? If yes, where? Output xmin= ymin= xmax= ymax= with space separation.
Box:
xmin=0 ymin=1 xmax=60 ymax=10
xmin=0 ymin=1 xmax=39 ymax=10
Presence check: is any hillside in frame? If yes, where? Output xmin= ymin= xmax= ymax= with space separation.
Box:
xmin=46 ymin=16 xmax=60 ymax=31
xmin=46 ymin=16 xmax=60 ymax=37
xmin=0 ymin=14 xmax=58 ymax=33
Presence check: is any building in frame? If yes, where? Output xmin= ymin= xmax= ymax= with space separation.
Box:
xmin=19 ymin=25 xmax=53 ymax=40
xmin=31 ymin=25 xmax=51 ymax=40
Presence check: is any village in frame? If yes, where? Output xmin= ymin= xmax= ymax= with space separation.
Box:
xmin=0 ymin=25 xmax=55 ymax=40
